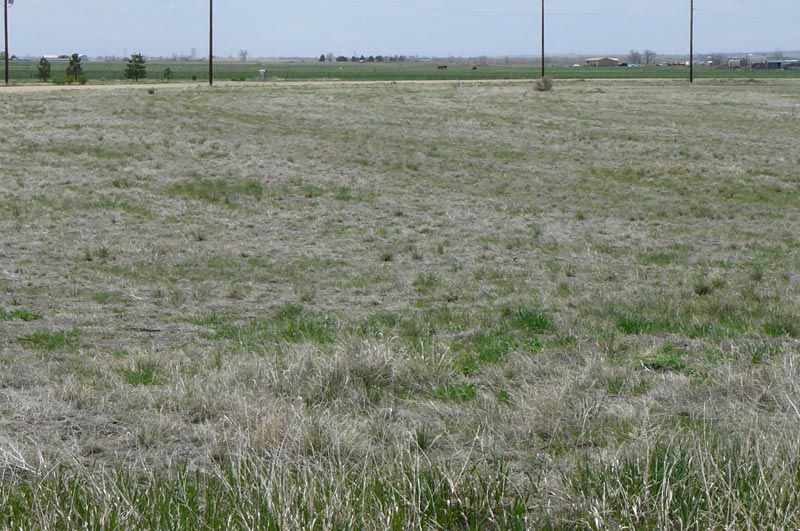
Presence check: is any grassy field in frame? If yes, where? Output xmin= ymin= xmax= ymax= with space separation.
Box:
xmin=1 ymin=78 xmax=800 ymax=527
xmin=6 ymin=59 xmax=800 ymax=83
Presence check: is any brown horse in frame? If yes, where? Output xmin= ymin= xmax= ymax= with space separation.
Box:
xmin=437 ymin=65 xmax=448 ymax=71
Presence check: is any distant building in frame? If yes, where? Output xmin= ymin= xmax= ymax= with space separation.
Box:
xmin=585 ymin=57 xmax=620 ymax=67
xmin=767 ymin=59 xmax=798 ymax=70
xmin=727 ymin=59 xmax=742 ymax=69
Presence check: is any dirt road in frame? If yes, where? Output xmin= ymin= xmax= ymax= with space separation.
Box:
xmin=0 ymin=78 xmax=537 ymax=94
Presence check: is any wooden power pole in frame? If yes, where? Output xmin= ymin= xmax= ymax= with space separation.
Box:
xmin=540 ymin=0 xmax=545 ymax=78
xmin=209 ymin=0 xmax=213 ymax=86
xmin=689 ymin=0 xmax=694 ymax=83
xmin=4 ymin=0 xmax=9 ymax=86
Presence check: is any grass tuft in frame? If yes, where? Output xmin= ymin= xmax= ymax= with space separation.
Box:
xmin=19 ymin=329 xmax=80 ymax=351
xmin=1 ymin=308 xmax=43 ymax=321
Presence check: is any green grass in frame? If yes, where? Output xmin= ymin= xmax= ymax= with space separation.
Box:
xmin=119 ymin=360 xmax=162 ymax=386
xmin=4 ymin=79 xmax=800 ymax=527
xmin=640 ymin=346 xmax=690 ymax=373
xmin=0 ymin=460 xmax=534 ymax=529
xmin=507 ymin=306 xmax=557 ymax=334
xmin=570 ymin=430 xmax=800 ymax=529
xmin=435 ymin=383 xmax=477 ymax=403
xmin=0 ymin=308 xmax=42 ymax=321
xmin=763 ymin=315 xmax=800 ymax=338
xmin=454 ymin=331 xmax=512 ymax=375
xmin=18 ymin=329 xmax=80 ymax=351
xmin=195 ymin=304 xmax=337 ymax=350
xmin=166 ymin=178 xmax=264 ymax=206
xmin=6 ymin=60 xmax=800 ymax=83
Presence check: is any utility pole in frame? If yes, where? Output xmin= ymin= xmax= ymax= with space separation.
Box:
xmin=208 ymin=0 xmax=213 ymax=86
xmin=689 ymin=0 xmax=694 ymax=83
xmin=4 ymin=0 xmax=10 ymax=86
xmin=540 ymin=0 xmax=545 ymax=78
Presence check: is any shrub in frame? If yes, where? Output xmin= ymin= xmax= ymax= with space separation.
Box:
xmin=36 ymin=57 xmax=51 ymax=82
xmin=124 ymin=53 xmax=147 ymax=81
xmin=534 ymin=75 xmax=554 ymax=92
xmin=66 ymin=53 xmax=83 ymax=79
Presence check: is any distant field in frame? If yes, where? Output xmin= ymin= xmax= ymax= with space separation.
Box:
xmin=5 ymin=59 xmax=800 ymax=82
xmin=1 ymin=79 xmax=800 ymax=527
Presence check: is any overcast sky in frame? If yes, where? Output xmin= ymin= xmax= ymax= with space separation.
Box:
xmin=7 ymin=0 xmax=800 ymax=58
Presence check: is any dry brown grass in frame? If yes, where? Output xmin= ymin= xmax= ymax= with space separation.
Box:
xmin=534 ymin=75 xmax=554 ymax=91
xmin=1 ymin=79 xmax=800 ymax=526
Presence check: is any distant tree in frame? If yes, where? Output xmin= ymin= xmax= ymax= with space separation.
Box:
xmin=66 ymin=53 xmax=83 ymax=80
xmin=239 ymin=49 xmax=248 ymax=62
xmin=326 ymin=53 xmax=334 ymax=62
xmin=643 ymin=50 xmax=656 ymax=65
xmin=367 ymin=55 xmax=375 ymax=62
xmin=163 ymin=67 xmax=173 ymax=82
xmin=350 ymin=55 xmax=358 ymax=62
xmin=319 ymin=54 xmax=326 ymax=62
xmin=375 ymin=55 xmax=384 ymax=62
xmin=628 ymin=50 xmax=642 ymax=64
xmin=37 ymin=57 xmax=51 ymax=81
xmin=124 ymin=53 xmax=147 ymax=81
xmin=335 ymin=56 xmax=348 ymax=62
xmin=359 ymin=55 xmax=366 ymax=62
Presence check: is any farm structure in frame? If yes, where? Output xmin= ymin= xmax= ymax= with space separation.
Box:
xmin=751 ymin=58 xmax=800 ymax=70
xmin=585 ymin=57 xmax=620 ymax=67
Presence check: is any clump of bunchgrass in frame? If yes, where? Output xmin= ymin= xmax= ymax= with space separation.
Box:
xmin=533 ymin=75 xmax=554 ymax=92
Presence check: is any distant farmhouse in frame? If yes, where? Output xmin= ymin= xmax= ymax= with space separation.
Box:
xmin=585 ymin=57 xmax=620 ymax=67
xmin=749 ymin=57 xmax=800 ymax=70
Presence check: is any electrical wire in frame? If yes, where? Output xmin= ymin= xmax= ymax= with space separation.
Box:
xmin=695 ymin=7 xmax=800 ymax=26
xmin=326 ymin=0 xmax=684 ymax=18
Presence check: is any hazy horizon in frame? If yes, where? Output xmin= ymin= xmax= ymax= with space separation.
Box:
xmin=6 ymin=0 xmax=800 ymax=59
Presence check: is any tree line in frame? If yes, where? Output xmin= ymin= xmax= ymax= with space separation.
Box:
xmin=35 ymin=53 xmax=174 ymax=84
xmin=627 ymin=50 xmax=657 ymax=65
xmin=319 ymin=54 xmax=411 ymax=63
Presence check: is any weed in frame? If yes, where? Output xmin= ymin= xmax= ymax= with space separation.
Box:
xmin=412 ymin=427 xmax=435 ymax=452
xmin=0 ymin=309 xmax=42 ymax=321
xmin=196 ymin=304 xmax=337 ymax=349
xmin=119 ymin=360 xmax=161 ymax=385
xmin=435 ymin=383 xmax=477 ymax=402
xmin=507 ymin=306 xmax=557 ymax=334
xmin=694 ymin=275 xmax=725 ymax=296
xmin=763 ymin=315 xmax=800 ymax=338
xmin=167 ymin=178 xmax=264 ymax=206
xmin=19 ymin=329 xmax=80 ymax=351
xmin=454 ymin=331 xmax=511 ymax=375
xmin=641 ymin=350 xmax=689 ymax=373
xmin=413 ymin=273 xmax=440 ymax=294
xmin=533 ymin=75 xmax=554 ymax=92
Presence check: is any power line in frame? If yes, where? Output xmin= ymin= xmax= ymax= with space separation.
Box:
xmin=694 ymin=7 xmax=800 ymax=25
xmin=326 ymin=0 xmax=683 ymax=17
